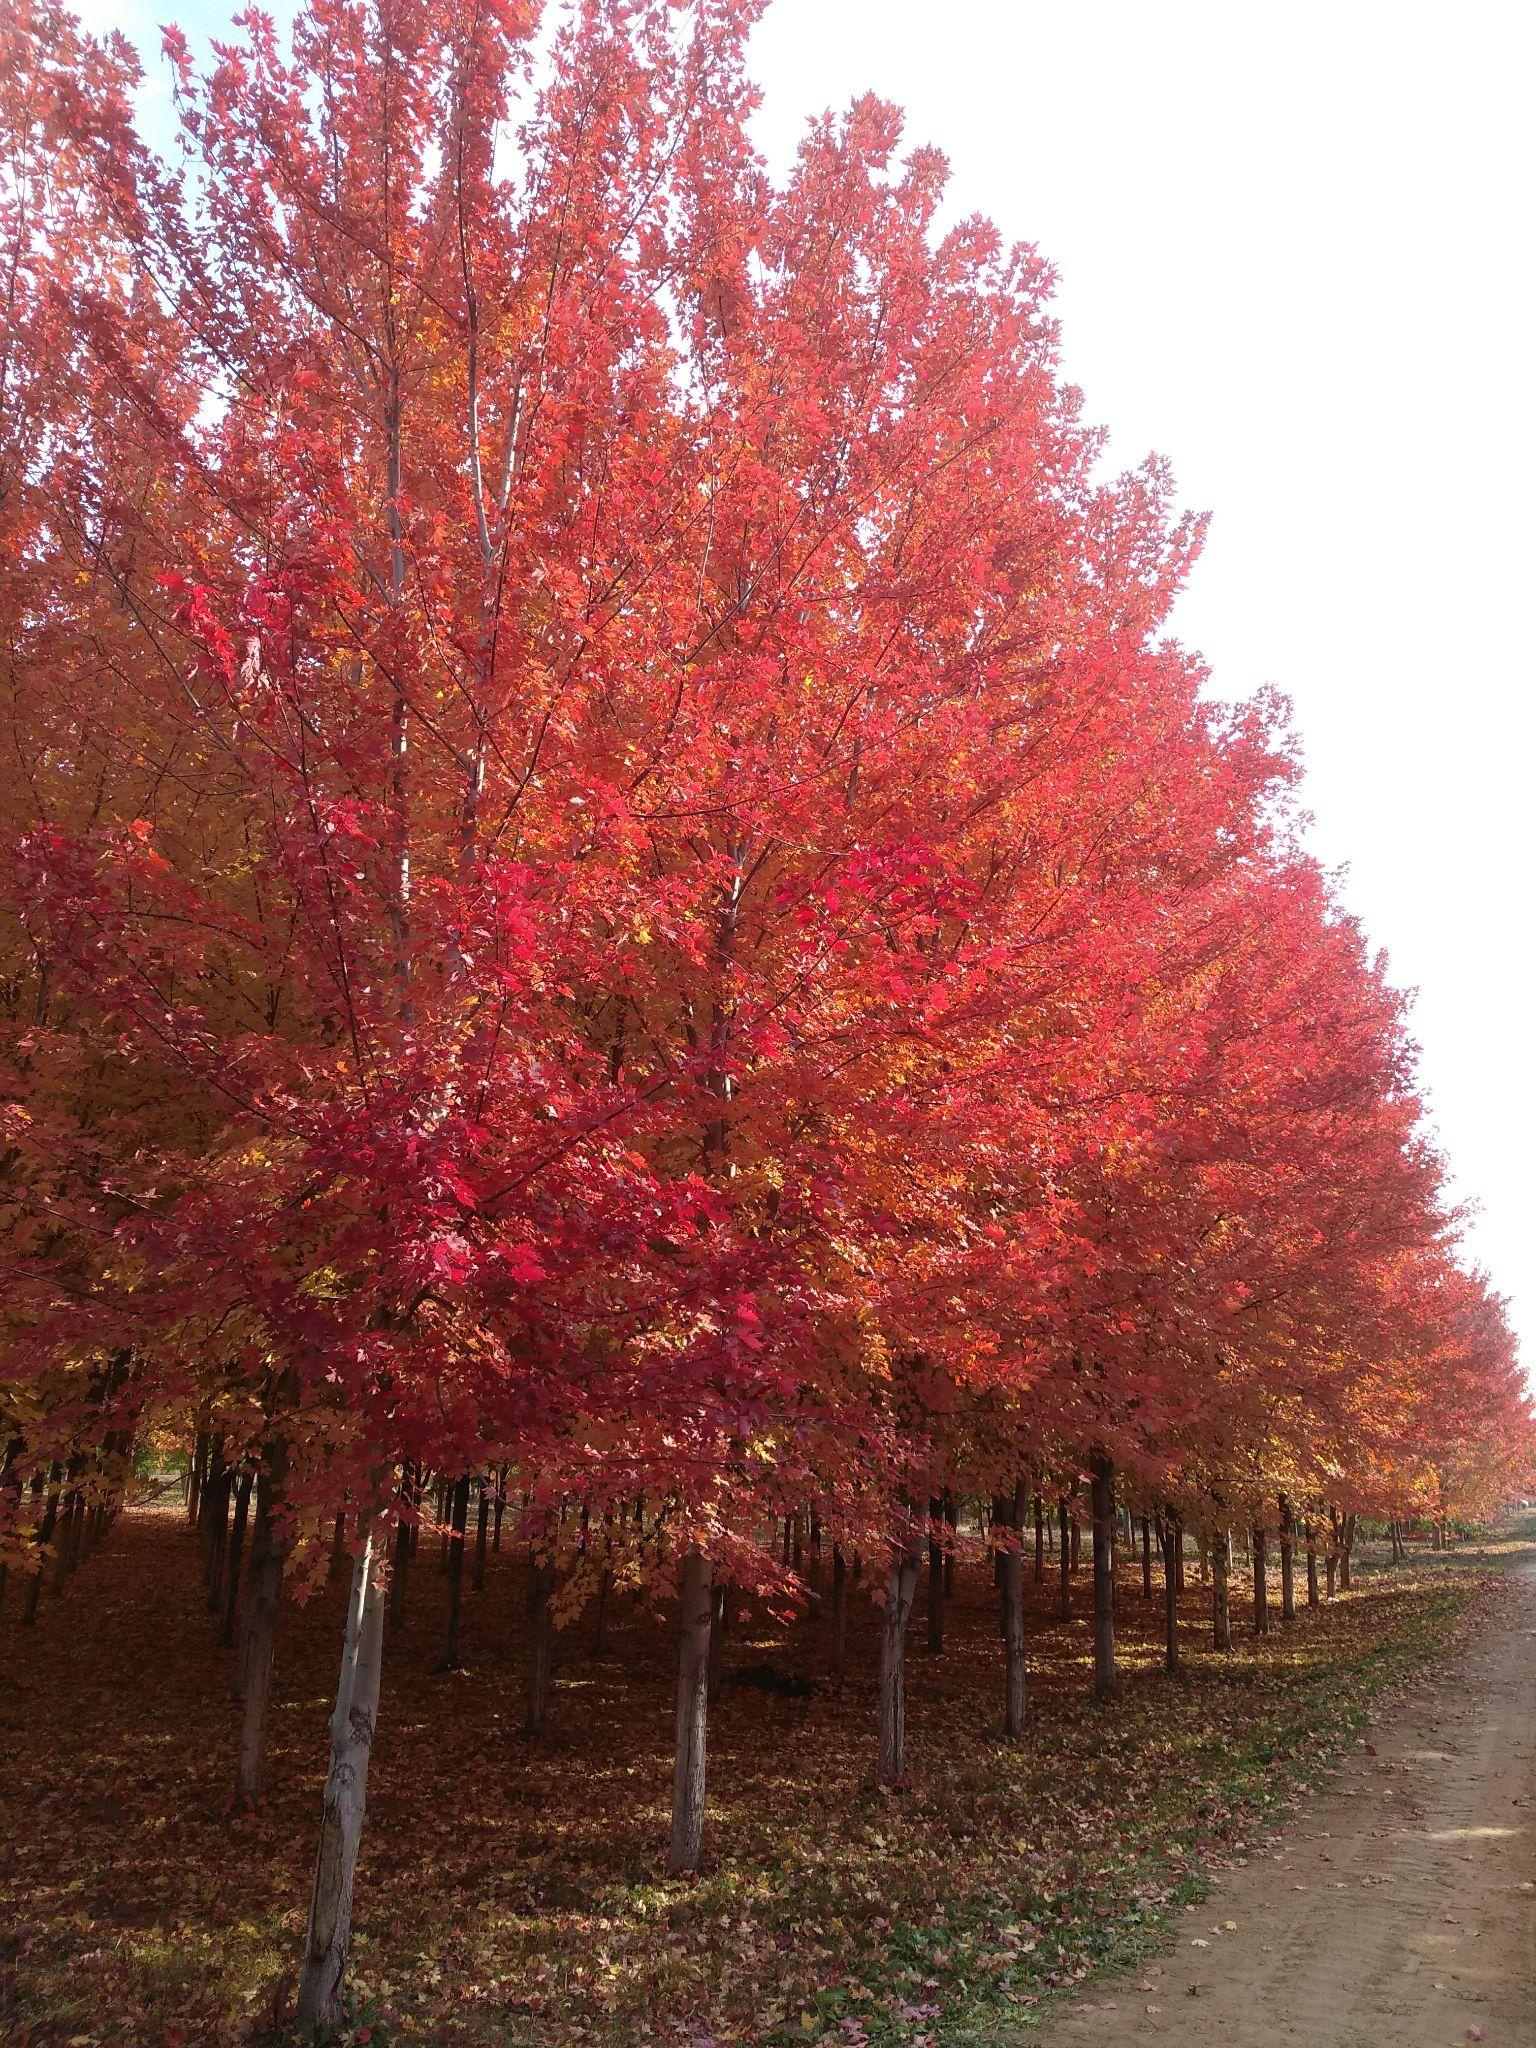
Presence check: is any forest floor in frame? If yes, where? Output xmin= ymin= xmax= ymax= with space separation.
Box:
xmin=1 ymin=1510 xmax=1531 ymax=2048
xmin=1032 ymin=1547 xmax=1536 ymax=2048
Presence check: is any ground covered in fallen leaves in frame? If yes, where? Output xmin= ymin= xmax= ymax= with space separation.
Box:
xmin=1 ymin=1508 xmax=1518 ymax=2048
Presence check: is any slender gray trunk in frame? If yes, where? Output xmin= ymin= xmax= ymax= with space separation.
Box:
xmin=390 ymin=1463 xmax=419 ymax=1628
xmin=472 ymin=1481 xmax=489 ymax=1592
xmin=666 ymin=1548 xmax=714 ymax=1874
xmin=1089 ymin=1452 xmax=1116 ymax=1701
xmin=1279 ymin=1497 xmax=1296 ymax=1621
xmin=188 ymin=1428 xmax=207 ymax=1526
xmin=1252 ymin=1526 xmax=1270 ymax=1636
xmin=51 ymin=1473 xmax=83 ymax=1594
xmin=295 ymin=1530 xmax=388 ymax=2033
xmin=235 ymin=1464 xmax=287 ymax=1801
xmin=877 ymin=1532 xmax=923 ymax=1784
xmin=1162 ymin=1512 xmax=1181 ymax=1673
xmin=22 ymin=1467 xmax=59 ymax=1626
xmin=706 ymin=1581 xmax=728 ymax=1704
xmin=218 ymin=1471 xmax=253 ymax=1649
xmin=830 ymin=1545 xmax=848 ymax=1682
xmin=1001 ymin=1487 xmax=1027 ymax=1737
xmin=436 ymin=1475 xmax=470 ymax=1671
xmin=1211 ymin=1525 xmax=1231 ymax=1649
xmin=204 ymin=1457 xmax=230 ymax=1608
xmin=1057 ymin=1497 xmax=1071 ymax=1619
xmin=593 ymin=1567 xmax=611 ymax=1654
xmin=926 ymin=1494 xmax=944 ymax=1655
xmin=524 ymin=1558 xmax=555 ymax=1736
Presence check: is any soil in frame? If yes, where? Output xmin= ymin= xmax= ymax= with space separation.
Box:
xmin=1033 ymin=1554 xmax=1536 ymax=2048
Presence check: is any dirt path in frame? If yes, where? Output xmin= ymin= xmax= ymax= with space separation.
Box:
xmin=1033 ymin=1556 xmax=1536 ymax=2048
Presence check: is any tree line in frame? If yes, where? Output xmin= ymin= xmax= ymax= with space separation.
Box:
xmin=0 ymin=0 xmax=1529 ymax=2031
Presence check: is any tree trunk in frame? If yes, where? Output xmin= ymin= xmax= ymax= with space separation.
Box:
xmin=436 ymin=1475 xmax=470 ymax=1671
xmin=1057 ymin=1497 xmax=1072 ymax=1620
xmin=876 ymin=1532 xmax=923 ymax=1785
xmin=1000 ymin=1551 xmax=1027 ymax=1738
xmin=593 ymin=1565 xmax=611 ymax=1654
xmin=388 ymin=1464 xmax=415 ymax=1632
xmin=926 ymin=1494 xmax=944 ymax=1655
xmin=706 ymin=1581 xmax=728 ymax=1704
xmin=830 ymin=1545 xmax=848 ymax=1683
xmin=204 ymin=1459 xmax=230 ymax=1610
xmin=295 ymin=1528 xmax=388 ymax=2034
xmin=1162 ymin=1513 xmax=1181 ymax=1673
xmin=1279 ymin=1497 xmax=1296 ymax=1622
xmin=1340 ymin=1513 xmax=1356 ymax=1590
xmin=51 ymin=1469 xmax=84 ymax=1594
xmin=1003 ymin=1490 xmax=1028 ymax=1728
xmin=1033 ymin=1495 xmax=1044 ymax=1582
xmin=524 ymin=1557 xmax=555 ymax=1736
xmin=472 ymin=1480 xmax=490 ymax=1592
xmin=1089 ymin=1452 xmax=1116 ymax=1701
xmin=21 ymin=1467 xmax=60 ymax=1626
xmin=666 ymin=1548 xmax=714 ymax=1874
xmin=1211 ymin=1524 xmax=1231 ymax=1650
xmin=1305 ymin=1524 xmax=1319 ymax=1606
xmin=1141 ymin=1514 xmax=1153 ymax=1598
xmin=188 ymin=1427 xmax=208 ymax=1526
xmin=200 ymin=1447 xmax=222 ymax=1556
xmin=218 ymin=1471 xmax=253 ymax=1649
xmin=1252 ymin=1526 xmax=1270 ymax=1636
xmin=1069 ymin=1514 xmax=1081 ymax=1574
xmin=943 ymin=1492 xmax=957 ymax=1594
xmin=235 ymin=1460 xmax=287 ymax=1802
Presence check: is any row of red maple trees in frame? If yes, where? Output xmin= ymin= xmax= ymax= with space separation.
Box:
xmin=1 ymin=0 xmax=1529 ymax=2030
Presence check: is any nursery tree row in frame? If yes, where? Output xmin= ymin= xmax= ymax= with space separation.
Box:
xmin=1 ymin=0 xmax=1529 ymax=2029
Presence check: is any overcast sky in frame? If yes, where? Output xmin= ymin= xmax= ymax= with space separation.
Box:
xmin=82 ymin=0 xmax=1535 ymax=1376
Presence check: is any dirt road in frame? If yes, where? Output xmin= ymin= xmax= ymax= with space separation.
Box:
xmin=1033 ymin=1556 xmax=1536 ymax=2048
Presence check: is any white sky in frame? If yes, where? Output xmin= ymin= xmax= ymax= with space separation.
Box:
xmin=81 ymin=0 xmax=1535 ymax=1376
